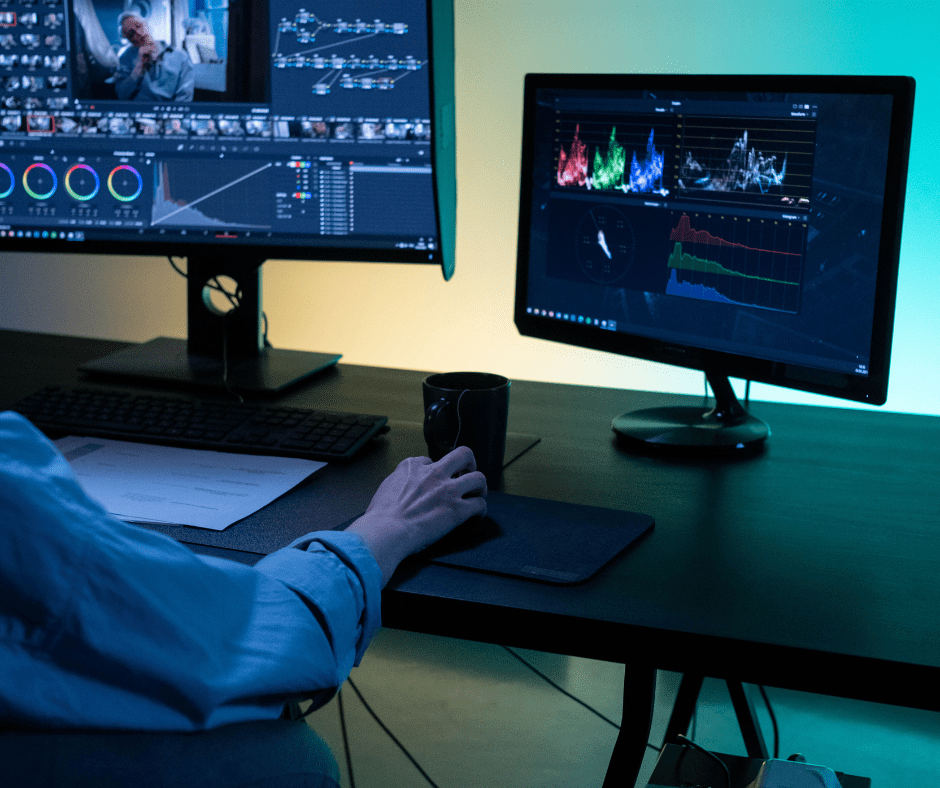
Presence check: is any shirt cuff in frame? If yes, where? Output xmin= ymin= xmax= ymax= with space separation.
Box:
xmin=255 ymin=530 xmax=383 ymax=667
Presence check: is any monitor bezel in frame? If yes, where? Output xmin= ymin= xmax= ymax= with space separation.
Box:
xmin=514 ymin=73 xmax=915 ymax=406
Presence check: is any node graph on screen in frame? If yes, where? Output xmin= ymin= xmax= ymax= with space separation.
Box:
xmin=515 ymin=74 xmax=914 ymax=453
xmin=0 ymin=0 xmax=456 ymax=393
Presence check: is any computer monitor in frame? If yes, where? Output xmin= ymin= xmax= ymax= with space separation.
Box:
xmin=0 ymin=0 xmax=455 ymax=392
xmin=515 ymin=74 xmax=915 ymax=452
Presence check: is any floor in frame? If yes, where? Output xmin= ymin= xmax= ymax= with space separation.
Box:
xmin=306 ymin=628 xmax=940 ymax=787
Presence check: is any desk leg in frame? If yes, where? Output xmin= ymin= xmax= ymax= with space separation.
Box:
xmin=726 ymin=680 xmax=769 ymax=759
xmin=663 ymin=674 xmax=704 ymax=743
xmin=663 ymin=675 xmax=769 ymax=760
xmin=603 ymin=661 xmax=656 ymax=788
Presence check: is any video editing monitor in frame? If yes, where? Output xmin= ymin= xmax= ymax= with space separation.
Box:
xmin=515 ymin=74 xmax=915 ymax=452
xmin=0 ymin=0 xmax=455 ymax=391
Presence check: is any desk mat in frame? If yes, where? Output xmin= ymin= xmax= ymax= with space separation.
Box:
xmin=137 ymin=427 xmax=541 ymax=556
xmin=417 ymin=490 xmax=654 ymax=585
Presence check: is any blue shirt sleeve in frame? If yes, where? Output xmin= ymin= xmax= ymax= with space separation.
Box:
xmin=0 ymin=411 xmax=382 ymax=731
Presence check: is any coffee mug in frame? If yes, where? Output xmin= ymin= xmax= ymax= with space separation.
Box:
xmin=423 ymin=372 xmax=510 ymax=481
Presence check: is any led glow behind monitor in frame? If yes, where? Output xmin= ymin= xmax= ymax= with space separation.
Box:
xmin=0 ymin=0 xmax=455 ymax=392
xmin=515 ymin=74 xmax=915 ymax=452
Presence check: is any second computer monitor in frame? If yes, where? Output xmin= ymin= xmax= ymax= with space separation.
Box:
xmin=515 ymin=74 xmax=914 ymax=450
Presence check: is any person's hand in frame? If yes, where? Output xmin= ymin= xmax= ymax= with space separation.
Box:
xmin=132 ymin=40 xmax=157 ymax=76
xmin=345 ymin=446 xmax=487 ymax=586
xmin=367 ymin=446 xmax=487 ymax=551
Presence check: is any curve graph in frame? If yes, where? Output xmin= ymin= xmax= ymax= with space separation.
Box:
xmin=151 ymin=160 xmax=273 ymax=229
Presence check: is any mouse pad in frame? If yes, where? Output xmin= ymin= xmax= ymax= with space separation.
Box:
xmin=419 ymin=490 xmax=655 ymax=584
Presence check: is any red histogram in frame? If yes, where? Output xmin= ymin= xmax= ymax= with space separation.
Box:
xmin=557 ymin=124 xmax=588 ymax=186
xmin=669 ymin=214 xmax=801 ymax=257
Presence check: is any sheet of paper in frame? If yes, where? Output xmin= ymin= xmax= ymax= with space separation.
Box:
xmin=54 ymin=436 xmax=326 ymax=530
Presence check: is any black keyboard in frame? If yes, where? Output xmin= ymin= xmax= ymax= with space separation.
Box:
xmin=10 ymin=386 xmax=389 ymax=463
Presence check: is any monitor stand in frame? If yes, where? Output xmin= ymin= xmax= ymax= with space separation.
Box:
xmin=79 ymin=257 xmax=341 ymax=394
xmin=612 ymin=371 xmax=769 ymax=453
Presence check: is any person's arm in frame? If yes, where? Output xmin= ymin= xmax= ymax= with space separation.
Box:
xmin=0 ymin=413 xmax=482 ymax=731
xmin=113 ymin=47 xmax=143 ymax=99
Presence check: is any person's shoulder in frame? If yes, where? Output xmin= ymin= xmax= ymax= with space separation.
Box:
xmin=1 ymin=409 xmax=42 ymax=439
xmin=162 ymin=44 xmax=192 ymax=65
xmin=0 ymin=410 xmax=58 ymax=463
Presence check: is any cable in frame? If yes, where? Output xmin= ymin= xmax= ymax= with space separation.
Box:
xmin=168 ymin=255 xmax=187 ymax=279
xmin=345 ymin=678 xmax=441 ymax=788
xmin=502 ymin=646 xmax=661 ymax=753
xmin=219 ymin=322 xmax=244 ymax=404
xmin=757 ymin=684 xmax=779 ymax=759
xmin=337 ymin=688 xmax=356 ymax=788
xmin=676 ymin=734 xmax=731 ymax=788
xmin=339 ymin=649 xmax=660 ymax=788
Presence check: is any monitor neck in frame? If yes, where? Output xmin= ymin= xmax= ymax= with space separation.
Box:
xmin=187 ymin=256 xmax=265 ymax=360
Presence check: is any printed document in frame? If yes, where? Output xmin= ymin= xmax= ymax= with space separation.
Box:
xmin=55 ymin=436 xmax=326 ymax=530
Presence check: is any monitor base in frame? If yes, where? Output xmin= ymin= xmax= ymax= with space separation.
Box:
xmin=612 ymin=372 xmax=770 ymax=453
xmin=612 ymin=405 xmax=770 ymax=452
xmin=79 ymin=337 xmax=340 ymax=394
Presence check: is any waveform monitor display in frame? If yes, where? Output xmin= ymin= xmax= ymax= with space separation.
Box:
xmin=665 ymin=213 xmax=805 ymax=313
xmin=677 ymin=115 xmax=816 ymax=210
xmin=555 ymin=114 xmax=674 ymax=196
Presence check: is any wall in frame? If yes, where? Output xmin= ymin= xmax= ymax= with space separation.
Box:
xmin=1 ymin=0 xmax=938 ymax=416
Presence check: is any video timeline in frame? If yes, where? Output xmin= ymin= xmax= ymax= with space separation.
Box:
xmin=0 ymin=110 xmax=432 ymax=141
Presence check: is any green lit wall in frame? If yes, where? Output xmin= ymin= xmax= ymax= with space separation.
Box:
xmin=1 ymin=0 xmax=938 ymax=416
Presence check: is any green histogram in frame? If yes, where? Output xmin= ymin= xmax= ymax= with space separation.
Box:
xmin=667 ymin=242 xmax=799 ymax=287
xmin=591 ymin=126 xmax=626 ymax=189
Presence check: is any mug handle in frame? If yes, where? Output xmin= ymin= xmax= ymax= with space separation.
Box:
xmin=424 ymin=397 xmax=454 ymax=457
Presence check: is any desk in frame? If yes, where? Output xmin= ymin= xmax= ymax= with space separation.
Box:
xmin=3 ymin=329 xmax=940 ymax=784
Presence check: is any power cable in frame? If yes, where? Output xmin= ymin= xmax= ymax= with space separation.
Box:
xmin=344 ymin=678 xmax=441 ymax=788
xmin=676 ymin=734 xmax=731 ymax=788
xmin=337 ymin=688 xmax=355 ymax=788
xmin=757 ymin=684 xmax=779 ymax=759
xmin=502 ymin=646 xmax=661 ymax=753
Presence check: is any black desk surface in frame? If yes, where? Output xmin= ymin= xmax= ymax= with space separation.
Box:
xmin=2 ymin=329 xmax=939 ymax=714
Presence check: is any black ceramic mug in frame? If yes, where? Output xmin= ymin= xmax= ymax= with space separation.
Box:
xmin=422 ymin=372 xmax=510 ymax=481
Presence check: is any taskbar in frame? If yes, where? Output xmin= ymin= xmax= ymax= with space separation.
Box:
xmin=0 ymin=224 xmax=438 ymax=252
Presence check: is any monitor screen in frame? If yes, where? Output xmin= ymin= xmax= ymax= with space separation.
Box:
xmin=0 ymin=0 xmax=455 ymax=391
xmin=0 ymin=0 xmax=453 ymax=274
xmin=515 ymin=74 xmax=914 ymax=450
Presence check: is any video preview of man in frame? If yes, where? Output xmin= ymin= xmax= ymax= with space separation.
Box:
xmin=114 ymin=11 xmax=193 ymax=101
xmin=72 ymin=0 xmax=244 ymax=103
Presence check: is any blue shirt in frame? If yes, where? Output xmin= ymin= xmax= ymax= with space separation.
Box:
xmin=115 ymin=42 xmax=195 ymax=102
xmin=0 ymin=411 xmax=382 ymax=731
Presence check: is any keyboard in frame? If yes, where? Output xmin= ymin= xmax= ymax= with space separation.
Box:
xmin=10 ymin=386 xmax=389 ymax=463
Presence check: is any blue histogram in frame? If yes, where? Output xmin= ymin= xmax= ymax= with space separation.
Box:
xmin=628 ymin=129 xmax=666 ymax=196
xmin=665 ymin=268 xmax=737 ymax=304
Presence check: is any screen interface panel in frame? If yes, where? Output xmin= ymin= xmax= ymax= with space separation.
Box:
xmin=522 ymin=83 xmax=897 ymax=380
xmin=0 ymin=0 xmax=437 ymax=256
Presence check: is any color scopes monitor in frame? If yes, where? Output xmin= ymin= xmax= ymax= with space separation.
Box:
xmin=515 ymin=74 xmax=914 ymax=452
xmin=0 ymin=0 xmax=455 ymax=391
